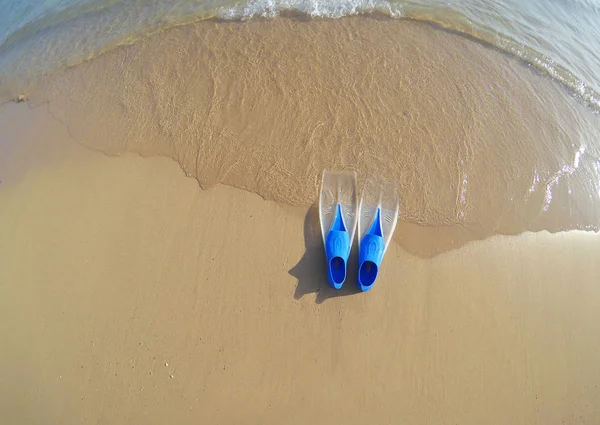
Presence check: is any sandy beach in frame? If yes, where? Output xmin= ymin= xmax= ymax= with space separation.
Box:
xmin=2 ymin=100 xmax=600 ymax=424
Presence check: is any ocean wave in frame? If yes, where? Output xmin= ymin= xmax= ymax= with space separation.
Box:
xmin=216 ymin=0 xmax=600 ymax=114
xmin=0 ymin=0 xmax=599 ymax=114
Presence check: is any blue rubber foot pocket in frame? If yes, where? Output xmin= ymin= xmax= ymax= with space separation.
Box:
xmin=325 ymin=204 xmax=351 ymax=289
xmin=358 ymin=209 xmax=385 ymax=292
xmin=358 ymin=261 xmax=378 ymax=291
xmin=329 ymin=257 xmax=347 ymax=288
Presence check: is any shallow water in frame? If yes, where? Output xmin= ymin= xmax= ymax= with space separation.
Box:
xmin=31 ymin=17 xmax=600 ymax=242
xmin=1 ymin=0 xmax=600 ymax=111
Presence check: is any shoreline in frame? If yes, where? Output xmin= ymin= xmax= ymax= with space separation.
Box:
xmin=2 ymin=13 xmax=600 ymax=112
xmin=3 ymin=95 xmax=600 ymax=257
xmin=4 ymin=101 xmax=599 ymax=259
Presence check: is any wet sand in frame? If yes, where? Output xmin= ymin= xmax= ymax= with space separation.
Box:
xmin=2 ymin=102 xmax=600 ymax=424
xmin=33 ymin=17 xmax=600 ymax=250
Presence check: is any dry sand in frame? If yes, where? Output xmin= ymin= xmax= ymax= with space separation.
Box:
xmin=1 ymin=102 xmax=600 ymax=424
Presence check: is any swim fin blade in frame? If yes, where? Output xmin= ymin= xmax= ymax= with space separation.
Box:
xmin=357 ymin=176 xmax=400 ymax=292
xmin=319 ymin=170 xmax=358 ymax=289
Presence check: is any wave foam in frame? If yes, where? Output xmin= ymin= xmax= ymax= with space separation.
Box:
xmin=218 ymin=0 xmax=404 ymax=20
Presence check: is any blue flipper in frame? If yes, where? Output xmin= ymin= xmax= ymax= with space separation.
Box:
xmin=357 ymin=176 xmax=400 ymax=292
xmin=325 ymin=204 xmax=351 ymax=289
xmin=319 ymin=170 xmax=358 ymax=290
xmin=358 ymin=208 xmax=385 ymax=292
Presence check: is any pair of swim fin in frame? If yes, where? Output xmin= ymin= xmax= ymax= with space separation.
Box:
xmin=319 ymin=170 xmax=400 ymax=292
